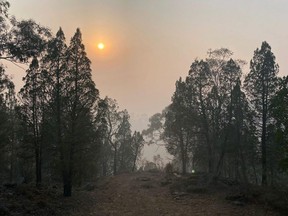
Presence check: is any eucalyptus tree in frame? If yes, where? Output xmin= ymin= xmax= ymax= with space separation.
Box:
xmin=5 ymin=77 xmax=17 ymax=183
xmin=131 ymin=131 xmax=144 ymax=172
xmin=103 ymin=97 xmax=122 ymax=175
xmin=142 ymin=112 xmax=164 ymax=145
xmin=95 ymin=97 xmax=113 ymax=176
xmin=94 ymin=97 xmax=135 ymax=175
xmin=0 ymin=64 xmax=17 ymax=182
xmin=116 ymin=110 xmax=133 ymax=172
xmin=163 ymin=78 xmax=199 ymax=174
xmin=0 ymin=1 xmax=51 ymax=184
xmin=94 ymin=97 xmax=124 ymax=175
xmin=0 ymin=1 xmax=50 ymax=64
xmin=0 ymin=65 xmax=14 ymax=146
xmin=244 ymin=41 xmax=279 ymax=185
xmin=187 ymin=59 xmax=213 ymax=173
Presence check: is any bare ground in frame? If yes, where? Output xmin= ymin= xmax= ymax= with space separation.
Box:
xmin=0 ymin=172 xmax=285 ymax=216
xmin=67 ymin=172 xmax=283 ymax=216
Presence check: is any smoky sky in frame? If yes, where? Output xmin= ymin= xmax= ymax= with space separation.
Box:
xmin=9 ymin=0 xmax=288 ymax=131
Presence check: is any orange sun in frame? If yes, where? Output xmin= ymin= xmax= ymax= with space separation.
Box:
xmin=97 ymin=43 xmax=105 ymax=50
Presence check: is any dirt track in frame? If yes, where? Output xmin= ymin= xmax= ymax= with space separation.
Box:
xmin=67 ymin=172 xmax=281 ymax=216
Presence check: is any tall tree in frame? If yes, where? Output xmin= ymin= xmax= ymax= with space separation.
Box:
xmin=187 ymin=49 xmax=243 ymax=177
xmin=95 ymin=97 xmax=135 ymax=175
xmin=244 ymin=41 xmax=279 ymax=185
xmin=0 ymin=64 xmax=17 ymax=182
xmin=270 ymin=76 xmax=288 ymax=174
xmin=224 ymin=79 xmax=258 ymax=183
xmin=19 ymin=57 xmax=49 ymax=186
xmin=163 ymin=78 xmax=198 ymax=174
xmin=95 ymin=98 xmax=113 ymax=176
xmin=104 ymin=97 xmax=122 ymax=175
xmin=41 ymin=27 xmax=68 ymax=182
xmin=116 ymin=110 xmax=132 ymax=173
xmin=61 ymin=28 xmax=99 ymax=196
xmin=131 ymin=131 xmax=144 ymax=172
xmin=187 ymin=59 xmax=213 ymax=173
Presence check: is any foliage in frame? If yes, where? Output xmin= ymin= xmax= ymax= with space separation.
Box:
xmin=0 ymin=1 xmax=141 ymax=197
xmin=244 ymin=41 xmax=279 ymax=185
xmin=145 ymin=45 xmax=285 ymax=187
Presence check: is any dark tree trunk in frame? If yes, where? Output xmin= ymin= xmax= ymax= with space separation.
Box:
xmin=63 ymin=170 xmax=72 ymax=197
xmin=63 ymin=141 xmax=74 ymax=197
xmin=199 ymin=86 xmax=213 ymax=173
xmin=180 ymin=133 xmax=186 ymax=175
xmin=261 ymin=109 xmax=267 ymax=185
xmin=9 ymin=141 xmax=15 ymax=183
xmin=102 ymin=161 xmax=107 ymax=176
xmin=261 ymin=80 xmax=267 ymax=186
xmin=34 ymin=121 xmax=42 ymax=187
xmin=113 ymin=147 xmax=117 ymax=175
xmin=35 ymin=146 xmax=42 ymax=186
xmin=62 ymin=59 xmax=78 ymax=196
xmin=132 ymin=145 xmax=139 ymax=172
xmin=64 ymin=184 xmax=72 ymax=197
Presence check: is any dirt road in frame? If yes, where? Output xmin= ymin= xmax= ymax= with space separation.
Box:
xmin=68 ymin=172 xmax=281 ymax=216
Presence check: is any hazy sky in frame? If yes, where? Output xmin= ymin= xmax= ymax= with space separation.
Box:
xmin=7 ymin=0 xmax=288 ymax=162
xmin=8 ymin=0 xmax=288 ymax=128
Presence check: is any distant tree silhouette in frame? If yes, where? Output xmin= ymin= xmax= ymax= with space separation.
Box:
xmin=244 ymin=41 xmax=279 ymax=185
xmin=131 ymin=131 xmax=144 ymax=172
xmin=19 ymin=57 xmax=48 ymax=186
xmin=59 ymin=28 xmax=99 ymax=196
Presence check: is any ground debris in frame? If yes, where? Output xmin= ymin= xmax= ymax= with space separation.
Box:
xmin=0 ymin=173 xmax=285 ymax=216
xmin=136 ymin=177 xmax=151 ymax=182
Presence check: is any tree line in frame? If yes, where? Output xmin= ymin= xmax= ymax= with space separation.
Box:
xmin=0 ymin=1 xmax=144 ymax=196
xmin=145 ymin=44 xmax=288 ymax=186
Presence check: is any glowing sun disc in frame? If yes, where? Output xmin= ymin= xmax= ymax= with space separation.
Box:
xmin=98 ymin=43 xmax=105 ymax=50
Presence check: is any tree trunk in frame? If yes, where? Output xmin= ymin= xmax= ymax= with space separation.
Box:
xmin=132 ymin=145 xmax=139 ymax=172
xmin=199 ymin=86 xmax=213 ymax=173
xmin=62 ymin=140 xmax=74 ymax=197
xmin=35 ymin=144 xmax=42 ymax=186
xmin=113 ymin=146 xmax=117 ymax=175
xmin=62 ymin=59 xmax=78 ymax=196
xmin=180 ymin=134 xmax=186 ymax=175
xmin=261 ymin=89 xmax=267 ymax=185
xmin=261 ymin=116 xmax=267 ymax=185
xmin=9 ymin=141 xmax=14 ymax=183
xmin=32 ymin=73 xmax=42 ymax=187
xmin=252 ymin=160 xmax=258 ymax=185
xmin=102 ymin=161 xmax=107 ymax=176
xmin=34 ymin=121 xmax=41 ymax=186
xmin=63 ymin=169 xmax=72 ymax=197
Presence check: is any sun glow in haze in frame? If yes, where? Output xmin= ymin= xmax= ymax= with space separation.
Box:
xmin=97 ymin=43 xmax=105 ymax=50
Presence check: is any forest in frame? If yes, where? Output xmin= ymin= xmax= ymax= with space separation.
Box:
xmin=0 ymin=0 xmax=288 ymax=215
xmin=0 ymin=1 xmax=144 ymax=197
xmin=145 ymin=46 xmax=288 ymax=187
